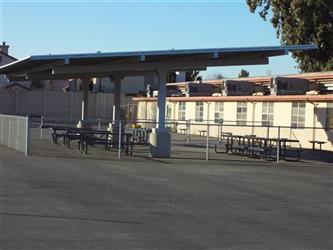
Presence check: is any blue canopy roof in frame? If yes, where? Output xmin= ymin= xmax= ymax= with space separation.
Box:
xmin=0 ymin=45 xmax=318 ymax=80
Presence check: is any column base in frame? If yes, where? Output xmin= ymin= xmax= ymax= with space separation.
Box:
xmin=76 ymin=121 xmax=91 ymax=129
xmin=149 ymin=128 xmax=171 ymax=158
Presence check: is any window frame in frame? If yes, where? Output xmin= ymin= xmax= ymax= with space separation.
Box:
xmin=291 ymin=102 xmax=306 ymax=128
xmin=178 ymin=101 xmax=186 ymax=121
xmin=214 ymin=102 xmax=224 ymax=123
xmin=261 ymin=102 xmax=274 ymax=126
xmin=166 ymin=104 xmax=172 ymax=121
xmin=195 ymin=101 xmax=204 ymax=122
xmin=236 ymin=102 xmax=247 ymax=126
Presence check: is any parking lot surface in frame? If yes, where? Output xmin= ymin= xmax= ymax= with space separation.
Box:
xmin=0 ymin=146 xmax=332 ymax=250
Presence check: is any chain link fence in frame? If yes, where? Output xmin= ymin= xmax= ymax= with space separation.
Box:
xmin=134 ymin=119 xmax=330 ymax=162
xmin=0 ymin=114 xmax=30 ymax=155
xmin=28 ymin=116 xmax=332 ymax=162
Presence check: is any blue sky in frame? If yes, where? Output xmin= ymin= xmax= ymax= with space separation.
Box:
xmin=0 ymin=0 xmax=300 ymax=78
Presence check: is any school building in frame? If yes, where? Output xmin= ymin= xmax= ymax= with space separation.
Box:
xmin=133 ymin=72 xmax=333 ymax=151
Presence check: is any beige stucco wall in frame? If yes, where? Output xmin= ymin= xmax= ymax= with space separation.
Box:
xmin=136 ymin=100 xmax=333 ymax=151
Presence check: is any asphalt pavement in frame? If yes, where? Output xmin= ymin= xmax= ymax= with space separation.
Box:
xmin=0 ymin=146 xmax=332 ymax=250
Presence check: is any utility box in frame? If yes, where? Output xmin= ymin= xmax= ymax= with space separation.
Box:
xmin=223 ymin=80 xmax=255 ymax=96
xmin=185 ymin=83 xmax=216 ymax=97
xmin=271 ymin=77 xmax=310 ymax=95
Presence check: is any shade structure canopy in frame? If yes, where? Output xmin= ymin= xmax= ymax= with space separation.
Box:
xmin=0 ymin=44 xmax=318 ymax=158
xmin=0 ymin=45 xmax=318 ymax=81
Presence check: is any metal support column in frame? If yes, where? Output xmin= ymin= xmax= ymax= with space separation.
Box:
xmin=112 ymin=74 xmax=122 ymax=122
xmin=149 ymin=69 xmax=171 ymax=158
xmin=80 ymin=78 xmax=90 ymax=127
xmin=156 ymin=70 xmax=168 ymax=129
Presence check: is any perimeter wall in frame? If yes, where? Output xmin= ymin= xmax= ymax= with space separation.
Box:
xmin=0 ymin=90 xmax=115 ymax=120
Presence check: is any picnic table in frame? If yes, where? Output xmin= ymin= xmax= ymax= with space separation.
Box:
xmin=44 ymin=125 xmax=134 ymax=155
xmin=41 ymin=125 xmax=83 ymax=144
xmin=125 ymin=127 xmax=151 ymax=145
xmin=308 ymin=140 xmax=326 ymax=150
xmin=267 ymin=138 xmax=302 ymax=161
xmin=215 ymin=134 xmax=302 ymax=161
xmin=75 ymin=130 xmax=134 ymax=154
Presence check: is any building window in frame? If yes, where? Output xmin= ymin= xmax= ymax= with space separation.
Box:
xmin=195 ymin=102 xmax=204 ymax=122
xmin=236 ymin=102 xmax=247 ymax=125
xmin=166 ymin=104 xmax=172 ymax=121
xmin=326 ymin=102 xmax=333 ymax=129
xmin=214 ymin=102 xmax=224 ymax=123
xmin=151 ymin=102 xmax=157 ymax=121
xmin=178 ymin=102 xmax=186 ymax=121
xmin=291 ymin=102 xmax=306 ymax=128
xmin=262 ymin=102 xmax=274 ymax=126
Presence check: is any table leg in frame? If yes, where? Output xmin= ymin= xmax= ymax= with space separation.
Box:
xmin=283 ymin=142 xmax=286 ymax=160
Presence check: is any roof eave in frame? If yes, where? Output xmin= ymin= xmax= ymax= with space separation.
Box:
xmin=0 ymin=56 xmax=31 ymax=73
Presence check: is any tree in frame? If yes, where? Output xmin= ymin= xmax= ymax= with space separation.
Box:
xmin=246 ymin=0 xmax=333 ymax=72
xmin=205 ymin=72 xmax=224 ymax=80
xmin=213 ymin=73 xmax=224 ymax=80
xmin=185 ymin=70 xmax=202 ymax=81
xmin=238 ymin=69 xmax=250 ymax=78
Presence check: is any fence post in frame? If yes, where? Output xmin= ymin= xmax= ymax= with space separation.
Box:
xmin=25 ymin=115 xmax=30 ymax=156
xmin=219 ymin=119 xmax=224 ymax=142
xmin=0 ymin=116 xmax=3 ymax=145
xmin=16 ymin=118 xmax=19 ymax=150
xmin=118 ymin=120 xmax=122 ymax=160
xmin=185 ymin=119 xmax=189 ymax=142
xmin=98 ymin=117 xmax=101 ymax=131
xmin=206 ymin=123 xmax=210 ymax=161
xmin=40 ymin=115 xmax=44 ymax=139
xmin=8 ymin=117 xmax=11 ymax=148
xmin=276 ymin=126 xmax=280 ymax=164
